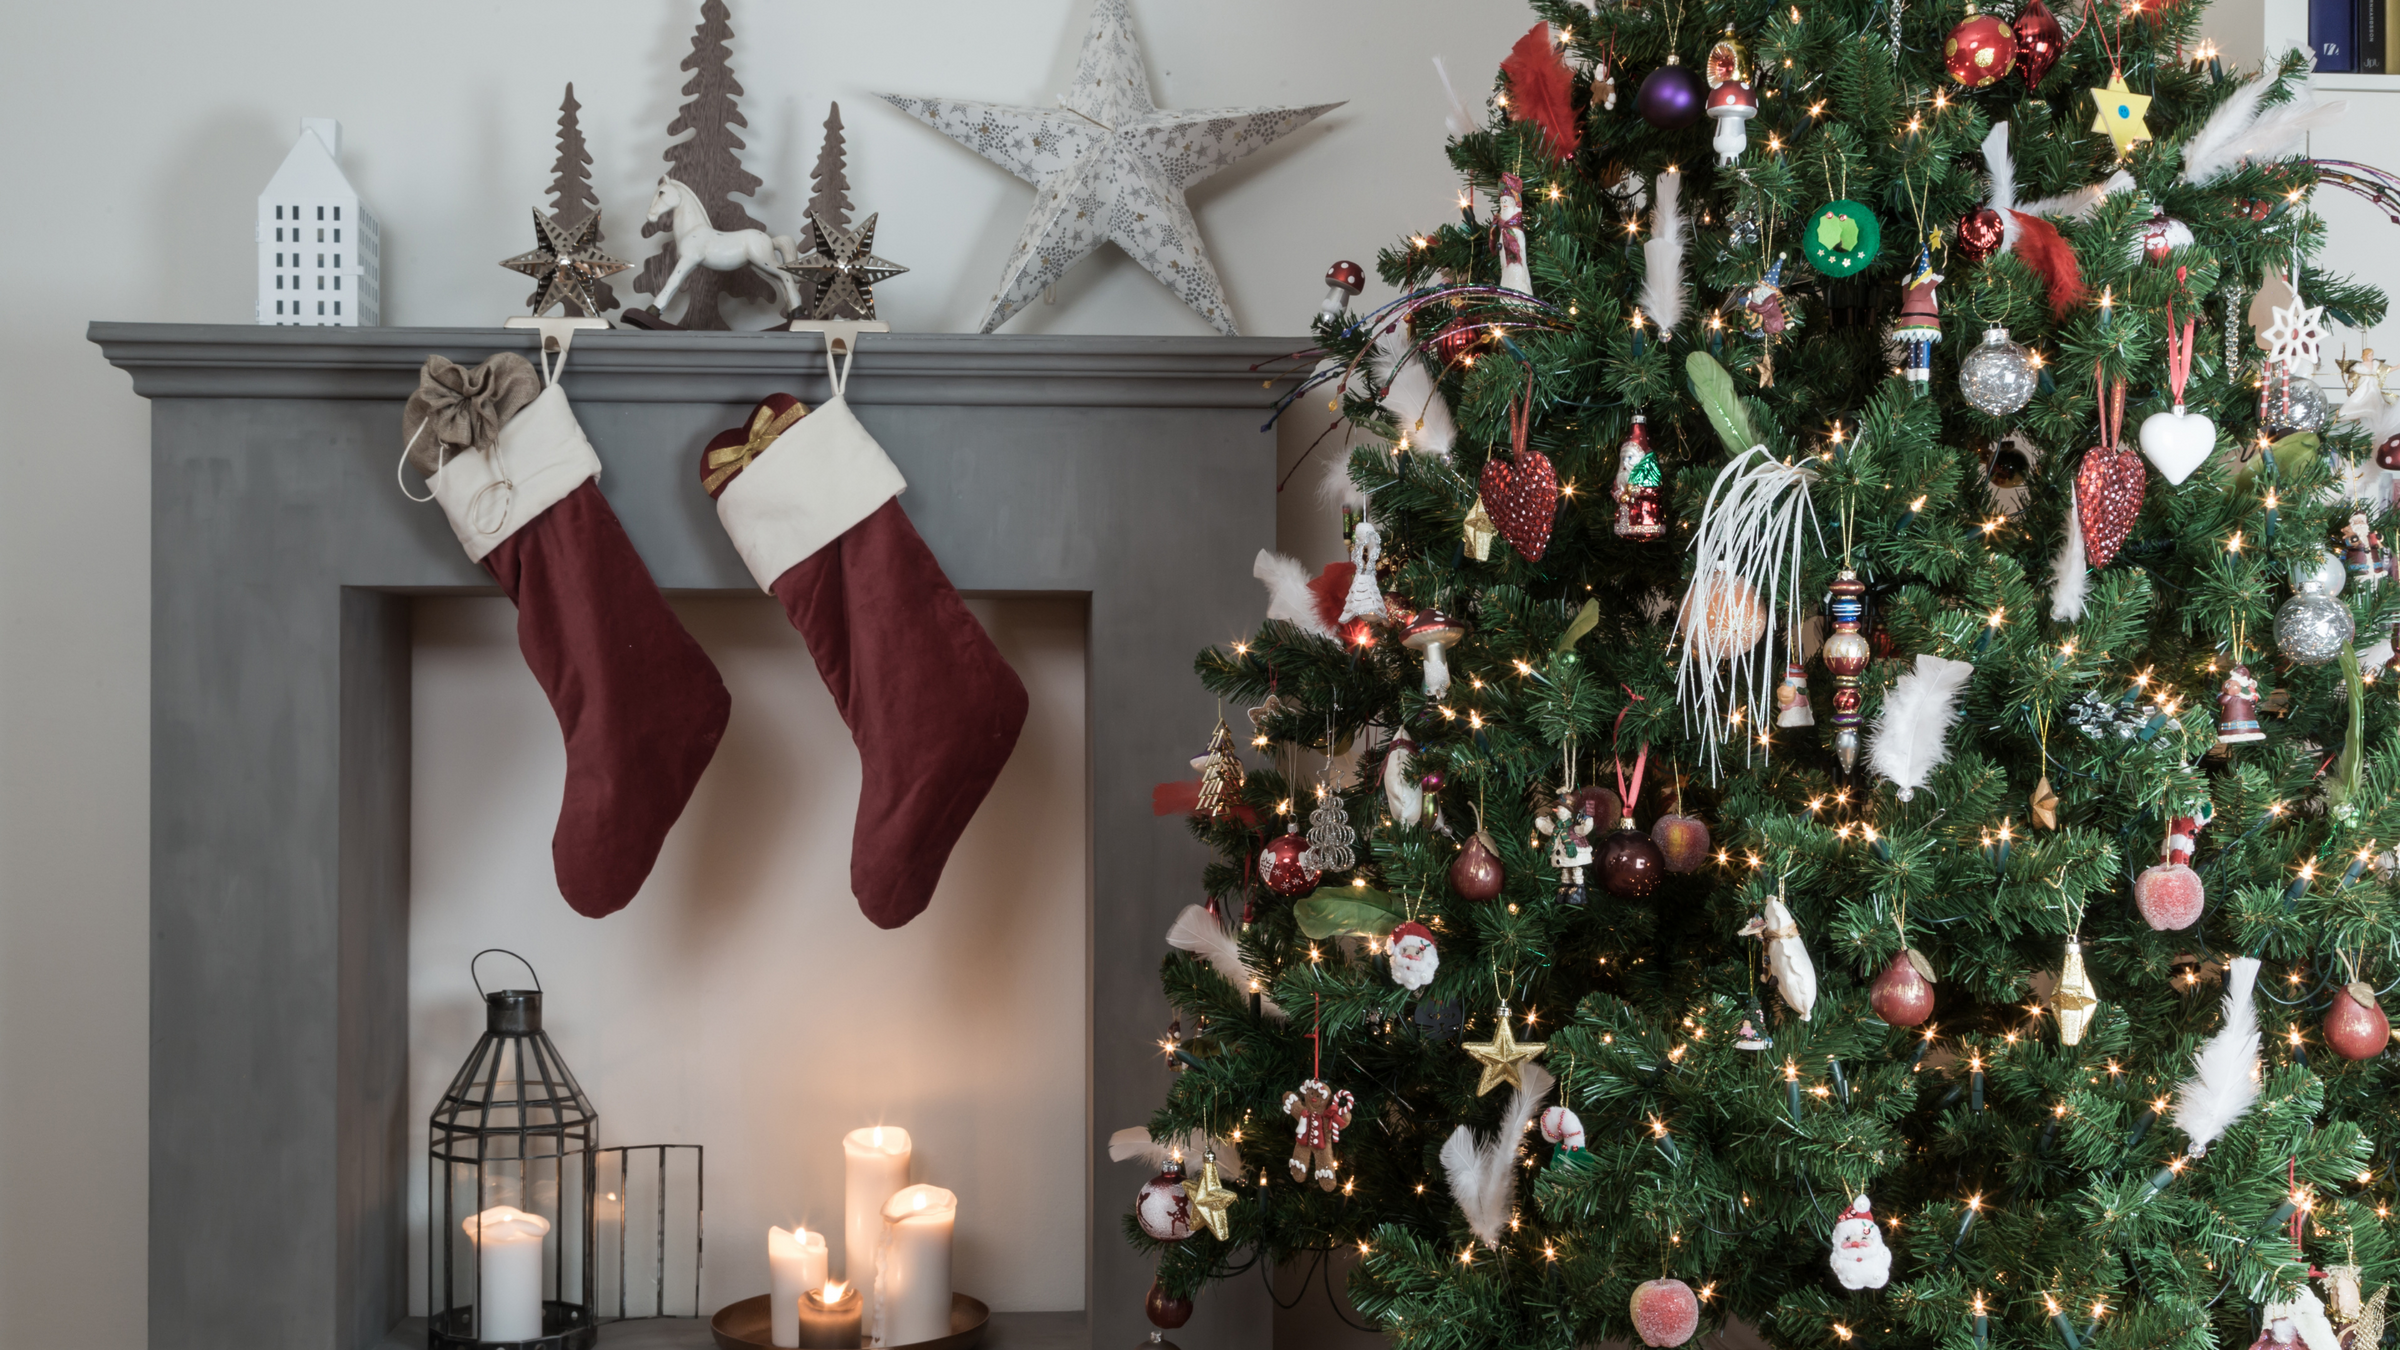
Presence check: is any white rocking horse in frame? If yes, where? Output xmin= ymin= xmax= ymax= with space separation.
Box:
xmin=642 ymin=176 xmax=800 ymax=318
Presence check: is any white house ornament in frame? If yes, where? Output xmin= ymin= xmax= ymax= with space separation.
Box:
xmin=780 ymin=209 xmax=908 ymax=321
xmin=256 ymin=118 xmax=381 ymax=326
xmin=501 ymin=208 xmax=631 ymax=319
xmin=880 ymin=0 xmax=1338 ymax=335
xmin=1828 ymin=1195 xmax=1892 ymax=1290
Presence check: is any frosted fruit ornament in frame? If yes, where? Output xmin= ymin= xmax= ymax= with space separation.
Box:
xmin=2325 ymin=982 xmax=2392 ymax=1060
xmin=1631 ymin=1278 xmax=1701 ymax=1347
xmin=1959 ymin=327 xmax=2037 ymax=417
xmin=1868 ymin=949 xmax=1937 ymax=1027
xmin=1450 ymin=828 xmax=1505 ymax=902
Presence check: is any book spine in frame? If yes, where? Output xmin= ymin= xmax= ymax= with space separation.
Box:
xmin=2363 ymin=0 xmax=2386 ymax=74
xmin=2317 ymin=0 xmax=2357 ymax=70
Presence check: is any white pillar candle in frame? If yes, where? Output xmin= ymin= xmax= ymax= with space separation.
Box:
xmin=872 ymin=1185 xmax=956 ymax=1347
xmin=463 ymin=1205 xmax=550 ymax=1343
xmin=768 ymin=1226 xmax=830 ymax=1348
xmin=842 ymin=1125 xmax=912 ymax=1337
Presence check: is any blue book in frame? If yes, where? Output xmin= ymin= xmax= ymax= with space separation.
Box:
xmin=2316 ymin=0 xmax=2356 ymax=70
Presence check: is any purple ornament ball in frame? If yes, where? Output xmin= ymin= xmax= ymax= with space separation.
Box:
xmin=1637 ymin=61 xmax=1706 ymax=130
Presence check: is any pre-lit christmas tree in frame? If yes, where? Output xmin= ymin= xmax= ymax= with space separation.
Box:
xmin=1128 ymin=3 xmax=2400 ymax=1349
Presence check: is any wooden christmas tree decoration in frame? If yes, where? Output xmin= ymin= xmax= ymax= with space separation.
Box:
xmin=1192 ymin=717 xmax=1245 ymax=821
xmin=801 ymin=103 xmax=856 ymax=317
xmin=544 ymin=84 xmax=615 ymax=316
xmin=634 ymin=0 xmax=773 ymax=330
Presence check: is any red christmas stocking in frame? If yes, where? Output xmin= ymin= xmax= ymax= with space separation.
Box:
xmin=403 ymin=351 xmax=730 ymax=918
xmin=703 ymin=355 xmax=1028 ymax=929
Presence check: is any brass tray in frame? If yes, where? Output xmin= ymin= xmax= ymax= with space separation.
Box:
xmin=709 ymin=1293 xmax=989 ymax=1350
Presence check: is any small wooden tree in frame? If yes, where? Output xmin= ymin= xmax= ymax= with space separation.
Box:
xmin=800 ymin=103 xmax=863 ymax=319
xmin=1192 ymin=717 xmax=1246 ymax=822
xmin=544 ymin=84 xmax=615 ymax=316
xmin=634 ymin=0 xmax=771 ymax=330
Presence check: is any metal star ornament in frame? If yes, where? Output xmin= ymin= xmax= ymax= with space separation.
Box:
xmin=782 ymin=210 xmax=909 ymax=321
xmin=2088 ymin=73 xmax=2155 ymax=155
xmin=501 ymin=209 xmax=631 ymax=319
xmin=1186 ymin=1151 xmax=1236 ymax=1240
xmin=1462 ymin=1003 xmax=1547 ymax=1096
xmin=880 ymin=0 xmax=1339 ymax=335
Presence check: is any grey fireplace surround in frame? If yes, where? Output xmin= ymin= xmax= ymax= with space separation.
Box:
xmin=91 ymin=324 xmax=1292 ymax=1350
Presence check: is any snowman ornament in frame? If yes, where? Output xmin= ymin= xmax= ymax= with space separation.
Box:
xmin=1828 ymin=1195 xmax=1892 ymax=1291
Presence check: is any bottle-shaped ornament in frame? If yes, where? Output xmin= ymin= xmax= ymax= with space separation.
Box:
xmin=1495 ymin=173 xmax=1532 ymax=297
xmin=1892 ymin=251 xmax=1944 ymax=396
xmin=1613 ymin=416 xmax=1666 ymax=540
xmin=1775 ymin=660 xmax=1814 ymax=726
xmin=2216 ymin=664 xmax=2264 ymax=744
xmin=1823 ymin=571 xmax=1871 ymax=770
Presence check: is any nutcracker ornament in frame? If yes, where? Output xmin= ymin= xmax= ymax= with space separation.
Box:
xmin=1282 ymin=1078 xmax=1354 ymax=1190
xmin=1614 ymin=416 xmax=1667 ymax=540
xmin=1828 ymin=1195 xmax=1893 ymax=1291
xmin=2218 ymin=665 xmax=2264 ymax=743
xmin=1823 ymin=570 xmax=1871 ymax=771
xmin=1892 ymin=249 xmax=1944 ymax=394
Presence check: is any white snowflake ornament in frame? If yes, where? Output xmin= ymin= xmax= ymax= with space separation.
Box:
xmin=2265 ymin=298 xmax=2327 ymax=378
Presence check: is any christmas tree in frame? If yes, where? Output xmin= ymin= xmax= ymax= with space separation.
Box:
xmin=799 ymin=102 xmax=860 ymax=319
xmin=635 ymin=0 xmax=773 ymax=330
xmin=1129 ymin=3 xmax=2400 ymax=1349
xmin=545 ymin=83 xmax=615 ymax=316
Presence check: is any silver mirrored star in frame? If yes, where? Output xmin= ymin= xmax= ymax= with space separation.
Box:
xmin=500 ymin=208 xmax=631 ymax=318
xmin=880 ymin=0 xmax=1340 ymax=335
xmin=781 ymin=210 xmax=909 ymax=320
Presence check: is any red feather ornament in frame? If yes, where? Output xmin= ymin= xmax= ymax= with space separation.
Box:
xmin=1501 ymin=23 xmax=1580 ymax=161
xmin=2008 ymin=212 xmax=2087 ymax=318
xmin=1306 ymin=562 xmax=1356 ymax=636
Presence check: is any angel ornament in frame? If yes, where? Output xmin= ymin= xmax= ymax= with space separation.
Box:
xmin=1282 ymin=1078 xmax=1355 ymax=1191
xmin=2324 ymin=1262 xmax=2390 ymax=1350
xmin=1738 ymin=888 xmax=1818 ymax=1022
xmin=1535 ymin=787 xmax=1598 ymax=906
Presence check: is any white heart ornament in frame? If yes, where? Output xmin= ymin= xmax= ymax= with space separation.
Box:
xmin=2137 ymin=405 xmax=2217 ymax=485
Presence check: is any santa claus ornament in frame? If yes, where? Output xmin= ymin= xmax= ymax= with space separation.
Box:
xmin=1388 ymin=919 xmax=1440 ymax=992
xmin=1828 ymin=1196 xmax=1893 ymax=1290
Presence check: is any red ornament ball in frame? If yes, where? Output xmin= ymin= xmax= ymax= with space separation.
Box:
xmin=2011 ymin=0 xmax=2066 ymax=85
xmin=1945 ymin=11 xmax=2017 ymax=88
xmin=1651 ymin=813 xmax=1712 ymax=873
xmin=2326 ymin=983 xmax=2392 ymax=1061
xmin=1450 ymin=832 xmax=1506 ymax=902
xmin=1957 ymin=207 xmax=2006 ymax=263
xmin=1146 ymin=1280 xmax=1195 ymax=1329
xmin=2133 ymin=861 xmax=2204 ymax=931
xmin=1869 ymin=951 xmax=1936 ymax=1028
xmin=1599 ymin=824 xmax=1665 ymax=899
xmin=1631 ymin=1277 xmax=1701 ymax=1348
xmin=1136 ymin=1165 xmax=1193 ymax=1242
xmin=1260 ymin=830 xmax=1321 ymax=897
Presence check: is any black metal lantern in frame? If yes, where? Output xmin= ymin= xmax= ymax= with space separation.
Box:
xmin=430 ymin=951 xmax=599 ymax=1349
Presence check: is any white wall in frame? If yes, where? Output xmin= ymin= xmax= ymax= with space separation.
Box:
xmin=0 ymin=1 xmax=1531 ymax=1345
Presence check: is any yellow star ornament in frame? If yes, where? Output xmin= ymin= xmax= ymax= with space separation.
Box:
xmin=1463 ymin=1004 xmax=1548 ymax=1096
xmin=2089 ymin=74 xmax=2154 ymax=155
xmin=1186 ymin=1153 xmax=1237 ymax=1240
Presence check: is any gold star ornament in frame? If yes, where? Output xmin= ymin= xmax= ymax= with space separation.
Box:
xmin=2089 ymin=74 xmax=2154 ymax=156
xmin=500 ymin=209 xmax=630 ymax=319
xmin=782 ymin=210 xmax=910 ymax=321
xmin=1463 ymin=1003 xmax=1547 ymax=1096
xmin=1186 ymin=1152 xmax=1236 ymax=1240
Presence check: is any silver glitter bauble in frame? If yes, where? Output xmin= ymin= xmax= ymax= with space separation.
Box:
xmin=1726 ymin=207 xmax=1762 ymax=250
xmin=1959 ymin=326 xmax=2038 ymax=417
xmin=2264 ymin=376 xmax=2329 ymax=435
xmin=2275 ymin=579 xmax=2353 ymax=665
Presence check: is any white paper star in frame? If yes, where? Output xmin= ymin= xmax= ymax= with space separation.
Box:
xmin=881 ymin=0 xmax=1339 ymax=334
xmin=2264 ymin=298 xmax=2326 ymax=376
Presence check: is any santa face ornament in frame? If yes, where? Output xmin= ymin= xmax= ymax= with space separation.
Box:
xmin=1388 ymin=919 xmax=1440 ymax=991
xmin=1828 ymin=1194 xmax=1892 ymax=1290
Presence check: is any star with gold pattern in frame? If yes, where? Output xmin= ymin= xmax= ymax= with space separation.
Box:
xmin=2088 ymin=74 xmax=2155 ymax=156
xmin=1463 ymin=1003 xmax=1547 ymax=1096
xmin=782 ymin=210 xmax=909 ymax=321
xmin=1186 ymin=1152 xmax=1236 ymax=1240
xmin=500 ymin=208 xmax=631 ymax=319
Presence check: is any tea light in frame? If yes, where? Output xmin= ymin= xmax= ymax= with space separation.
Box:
xmin=874 ymin=1185 xmax=957 ymax=1346
xmin=768 ymin=1226 xmax=829 ymax=1348
xmin=797 ymin=1279 xmax=864 ymax=1349
xmin=462 ymin=1205 xmax=549 ymax=1343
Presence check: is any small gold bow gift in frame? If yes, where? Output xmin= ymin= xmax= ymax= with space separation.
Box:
xmin=702 ymin=399 xmax=808 ymax=495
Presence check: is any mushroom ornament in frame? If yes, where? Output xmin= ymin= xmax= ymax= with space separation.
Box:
xmin=1320 ymin=260 xmax=1365 ymax=322
xmin=1404 ymin=609 xmax=1467 ymax=696
xmin=1707 ymin=81 xmax=1757 ymax=164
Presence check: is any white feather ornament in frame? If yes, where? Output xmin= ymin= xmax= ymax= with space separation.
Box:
xmin=1317 ymin=456 xmax=1369 ymax=514
xmin=1868 ymin=655 xmax=1975 ymax=802
xmin=1252 ymin=550 xmax=1336 ymax=642
xmin=1108 ymin=1126 xmax=1247 ymax=1182
xmin=2049 ymin=496 xmax=2089 ymax=622
xmin=1372 ymin=325 xmax=1457 ymax=458
xmin=1439 ymin=1062 xmax=1553 ymax=1247
xmin=2016 ymin=169 xmax=2135 ymax=224
xmin=1639 ymin=170 xmax=1687 ymax=334
xmin=1167 ymin=904 xmax=1288 ymax=1021
xmin=1983 ymin=122 xmax=2019 ymax=249
xmin=2181 ymin=78 xmax=2345 ymax=185
xmin=1677 ymin=447 xmax=1820 ymax=779
xmin=2178 ymin=75 xmax=2268 ymax=185
xmin=2174 ymin=954 xmax=2262 ymax=1156
xmin=1432 ymin=57 xmax=1479 ymax=142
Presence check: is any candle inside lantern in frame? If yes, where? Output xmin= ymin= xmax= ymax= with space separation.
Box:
xmin=842 ymin=1126 xmax=912 ymax=1339
xmin=768 ymin=1226 xmax=830 ymax=1348
xmin=797 ymin=1279 xmax=864 ymax=1349
xmin=463 ymin=1205 xmax=549 ymax=1343
xmin=874 ymin=1184 xmax=957 ymax=1347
